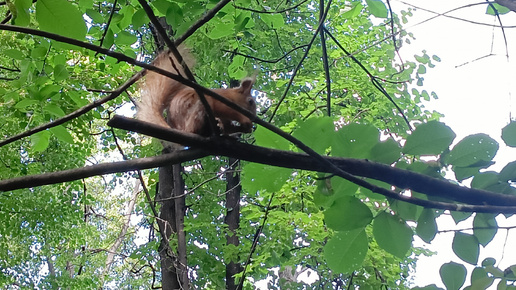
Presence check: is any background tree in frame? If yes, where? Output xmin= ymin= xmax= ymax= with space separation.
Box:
xmin=0 ymin=0 xmax=515 ymax=289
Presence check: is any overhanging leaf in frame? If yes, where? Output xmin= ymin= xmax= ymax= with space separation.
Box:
xmin=49 ymin=125 xmax=74 ymax=144
xmin=373 ymin=211 xmax=413 ymax=258
xmin=36 ymin=0 xmax=87 ymax=40
xmin=324 ymin=196 xmax=373 ymax=231
xmin=416 ymin=208 xmax=437 ymax=243
xmin=366 ymin=0 xmax=388 ymax=18
xmin=323 ymin=228 xmax=368 ymax=273
xmin=473 ymin=213 xmax=497 ymax=247
xmin=440 ymin=262 xmax=466 ymax=290
xmin=452 ymin=232 xmax=479 ymax=265
xmin=445 ymin=134 xmax=499 ymax=167
xmin=31 ymin=130 xmax=51 ymax=152
xmin=403 ymin=121 xmax=455 ymax=155
xmin=501 ymin=121 xmax=516 ymax=147
xmin=241 ymin=163 xmax=291 ymax=193
xmin=292 ymin=117 xmax=334 ymax=154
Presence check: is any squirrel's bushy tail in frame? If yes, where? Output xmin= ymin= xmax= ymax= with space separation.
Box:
xmin=137 ymin=49 xmax=195 ymax=128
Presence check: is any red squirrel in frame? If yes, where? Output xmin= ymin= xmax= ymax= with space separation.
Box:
xmin=137 ymin=50 xmax=256 ymax=137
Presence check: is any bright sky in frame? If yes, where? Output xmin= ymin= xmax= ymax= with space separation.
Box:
xmin=391 ymin=1 xmax=516 ymax=288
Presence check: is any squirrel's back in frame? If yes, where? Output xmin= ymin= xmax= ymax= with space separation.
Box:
xmin=138 ymin=49 xmax=256 ymax=137
xmin=137 ymin=49 xmax=194 ymax=128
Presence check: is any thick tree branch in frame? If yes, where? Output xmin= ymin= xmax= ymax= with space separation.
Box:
xmin=3 ymin=116 xmax=516 ymax=213
xmin=0 ymin=148 xmax=207 ymax=191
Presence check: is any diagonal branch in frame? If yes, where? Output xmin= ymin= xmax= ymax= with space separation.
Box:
xmin=4 ymin=115 xmax=516 ymax=214
xmin=268 ymin=0 xmax=333 ymax=122
xmin=0 ymin=70 xmax=143 ymax=148
xmin=323 ymin=27 xmax=412 ymax=130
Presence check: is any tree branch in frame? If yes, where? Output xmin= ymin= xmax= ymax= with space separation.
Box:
xmin=3 ymin=115 xmax=516 ymax=213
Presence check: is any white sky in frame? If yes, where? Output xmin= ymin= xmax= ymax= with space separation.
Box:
xmin=391 ymin=1 xmax=516 ymax=288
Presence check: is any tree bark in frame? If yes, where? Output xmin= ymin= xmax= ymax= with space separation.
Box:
xmin=173 ymin=163 xmax=189 ymax=289
xmin=157 ymin=163 xmax=180 ymax=290
xmin=225 ymin=158 xmax=243 ymax=289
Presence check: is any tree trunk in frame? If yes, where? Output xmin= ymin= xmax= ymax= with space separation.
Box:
xmin=157 ymin=163 xmax=180 ymax=290
xmin=225 ymin=157 xmax=243 ymax=290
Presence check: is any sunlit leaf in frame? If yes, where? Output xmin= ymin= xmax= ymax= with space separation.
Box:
xmin=366 ymin=0 xmax=388 ymax=18
xmin=36 ymin=0 xmax=87 ymax=40
xmin=31 ymin=130 xmax=51 ymax=152
xmin=49 ymin=125 xmax=74 ymax=144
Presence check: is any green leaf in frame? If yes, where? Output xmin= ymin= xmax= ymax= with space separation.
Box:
xmin=13 ymin=0 xmax=31 ymax=26
xmin=452 ymin=232 xmax=479 ymax=265
xmin=390 ymin=199 xmax=420 ymax=222
xmin=323 ymin=229 xmax=368 ymax=273
xmin=342 ymin=3 xmax=364 ymax=19
xmin=15 ymin=98 xmax=39 ymax=110
xmin=501 ymin=122 xmax=516 ymax=147
xmin=470 ymin=267 xmax=494 ymax=290
xmin=332 ymin=123 xmax=379 ymax=159
xmin=500 ymin=161 xmax=516 ymax=182
xmin=486 ymin=3 xmax=510 ymax=15
xmin=53 ymin=64 xmax=69 ymax=82
xmin=260 ymin=13 xmax=284 ymax=29
xmin=207 ymin=20 xmax=234 ymax=39
xmin=115 ymin=31 xmax=138 ymax=46
xmin=44 ymin=104 xmax=65 ymax=117
xmin=254 ymin=126 xmax=289 ymax=150
xmin=451 ymin=211 xmax=473 ymax=224
xmin=132 ymin=9 xmax=150 ymax=28
xmin=370 ymin=138 xmax=401 ymax=164
xmin=31 ymin=130 xmax=51 ymax=152
xmin=440 ymin=262 xmax=466 ymax=290
xmin=324 ymin=196 xmax=373 ymax=231
xmin=36 ymin=0 xmax=87 ymax=40
xmin=49 ymin=125 xmax=74 ymax=144
xmin=366 ymin=0 xmax=388 ymax=18
xmin=292 ymin=117 xmax=334 ymax=154
xmin=4 ymin=49 xmax=25 ymax=60
xmin=446 ymin=134 xmax=499 ymax=167
xmin=331 ymin=177 xmax=359 ymax=197
xmin=416 ymin=208 xmax=437 ymax=243
xmin=242 ymin=163 xmax=291 ymax=193
xmin=403 ymin=121 xmax=455 ymax=155
xmin=373 ymin=211 xmax=413 ymax=258
xmin=473 ymin=213 xmax=497 ymax=247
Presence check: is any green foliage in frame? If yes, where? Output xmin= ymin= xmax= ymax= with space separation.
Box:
xmin=324 ymin=196 xmax=373 ymax=231
xmin=452 ymin=232 xmax=480 ymax=265
xmin=373 ymin=211 xmax=413 ymax=259
xmin=1 ymin=0 xmax=514 ymax=288
xmin=323 ymin=228 xmax=368 ymax=273
xmin=440 ymin=262 xmax=467 ymax=290
xmin=36 ymin=0 xmax=87 ymax=40
xmin=502 ymin=121 xmax=516 ymax=147
xmin=403 ymin=121 xmax=455 ymax=155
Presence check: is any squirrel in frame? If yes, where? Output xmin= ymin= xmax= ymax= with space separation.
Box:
xmin=137 ymin=50 xmax=257 ymax=137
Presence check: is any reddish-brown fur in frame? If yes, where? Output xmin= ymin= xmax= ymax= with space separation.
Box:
xmin=138 ymin=50 xmax=256 ymax=137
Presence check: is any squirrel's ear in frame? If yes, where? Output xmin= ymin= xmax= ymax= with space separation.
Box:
xmin=239 ymin=77 xmax=255 ymax=95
